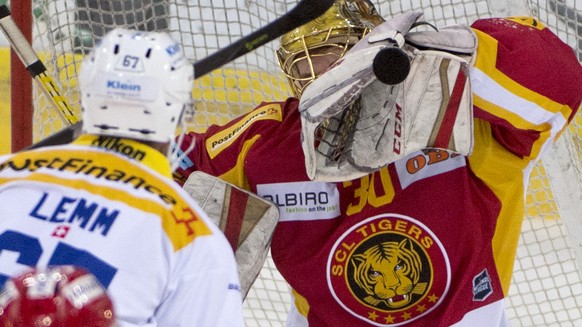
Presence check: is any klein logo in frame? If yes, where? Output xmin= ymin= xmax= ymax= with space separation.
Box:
xmin=106 ymin=80 xmax=141 ymax=92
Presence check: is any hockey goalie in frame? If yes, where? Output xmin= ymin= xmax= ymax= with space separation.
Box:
xmin=174 ymin=0 xmax=582 ymax=325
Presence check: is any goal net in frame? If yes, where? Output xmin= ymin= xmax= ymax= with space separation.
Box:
xmin=9 ymin=0 xmax=582 ymax=325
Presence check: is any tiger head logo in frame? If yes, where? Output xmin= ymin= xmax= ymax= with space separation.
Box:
xmin=327 ymin=214 xmax=450 ymax=325
xmin=350 ymin=238 xmax=428 ymax=309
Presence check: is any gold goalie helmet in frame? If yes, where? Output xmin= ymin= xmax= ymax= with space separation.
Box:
xmin=276 ymin=0 xmax=383 ymax=97
xmin=278 ymin=3 xmax=476 ymax=182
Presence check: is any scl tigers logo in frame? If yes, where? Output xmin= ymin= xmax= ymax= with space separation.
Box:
xmin=327 ymin=214 xmax=451 ymax=326
xmin=351 ymin=239 xmax=428 ymax=309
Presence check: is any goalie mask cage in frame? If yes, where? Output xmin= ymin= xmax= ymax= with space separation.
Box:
xmin=9 ymin=0 xmax=582 ymax=325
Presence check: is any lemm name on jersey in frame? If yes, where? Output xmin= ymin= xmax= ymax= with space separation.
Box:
xmin=30 ymin=192 xmax=117 ymax=236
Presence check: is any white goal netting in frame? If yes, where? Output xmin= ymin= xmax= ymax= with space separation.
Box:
xmin=10 ymin=0 xmax=582 ymax=325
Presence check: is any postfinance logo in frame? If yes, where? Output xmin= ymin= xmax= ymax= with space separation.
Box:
xmin=205 ymin=103 xmax=282 ymax=159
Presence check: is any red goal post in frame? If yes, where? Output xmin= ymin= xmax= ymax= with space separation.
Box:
xmin=8 ymin=0 xmax=32 ymax=152
xmin=8 ymin=0 xmax=582 ymax=326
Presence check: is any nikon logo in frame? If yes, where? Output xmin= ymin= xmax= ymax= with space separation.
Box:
xmin=107 ymin=80 xmax=141 ymax=91
xmin=91 ymin=136 xmax=146 ymax=161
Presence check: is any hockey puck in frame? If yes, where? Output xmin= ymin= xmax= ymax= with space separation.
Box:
xmin=372 ymin=47 xmax=410 ymax=85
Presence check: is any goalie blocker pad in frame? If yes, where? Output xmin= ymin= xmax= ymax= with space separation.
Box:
xmin=182 ymin=171 xmax=279 ymax=299
xmin=299 ymin=12 xmax=477 ymax=182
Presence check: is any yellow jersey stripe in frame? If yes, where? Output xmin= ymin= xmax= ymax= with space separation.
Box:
xmin=0 ymin=155 xmax=212 ymax=250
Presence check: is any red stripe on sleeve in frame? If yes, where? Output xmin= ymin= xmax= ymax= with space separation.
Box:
xmin=224 ymin=187 xmax=248 ymax=251
xmin=434 ymin=69 xmax=467 ymax=149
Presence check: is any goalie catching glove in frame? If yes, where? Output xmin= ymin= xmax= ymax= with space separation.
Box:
xmin=299 ymin=11 xmax=477 ymax=182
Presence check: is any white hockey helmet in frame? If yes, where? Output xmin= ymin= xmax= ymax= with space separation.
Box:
xmin=79 ymin=28 xmax=193 ymax=144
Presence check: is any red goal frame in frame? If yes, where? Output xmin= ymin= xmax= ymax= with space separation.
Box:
xmin=9 ymin=0 xmax=33 ymax=152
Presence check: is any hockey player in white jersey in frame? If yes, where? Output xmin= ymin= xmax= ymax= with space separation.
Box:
xmin=0 ymin=28 xmax=244 ymax=326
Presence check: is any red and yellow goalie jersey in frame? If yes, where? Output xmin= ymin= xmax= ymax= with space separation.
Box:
xmin=175 ymin=17 xmax=582 ymax=326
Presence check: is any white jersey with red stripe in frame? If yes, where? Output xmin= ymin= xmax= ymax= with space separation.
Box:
xmin=0 ymin=134 xmax=244 ymax=327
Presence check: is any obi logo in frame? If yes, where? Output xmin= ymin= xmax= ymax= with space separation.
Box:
xmin=107 ymin=80 xmax=141 ymax=92
xmin=472 ymin=269 xmax=493 ymax=301
xmin=327 ymin=213 xmax=451 ymax=326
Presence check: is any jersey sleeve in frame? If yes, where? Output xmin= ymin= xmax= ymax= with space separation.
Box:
xmin=173 ymin=98 xmax=301 ymax=188
xmin=154 ymin=234 xmax=244 ymax=327
xmin=470 ymin=17 xmax=582 ymax=160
